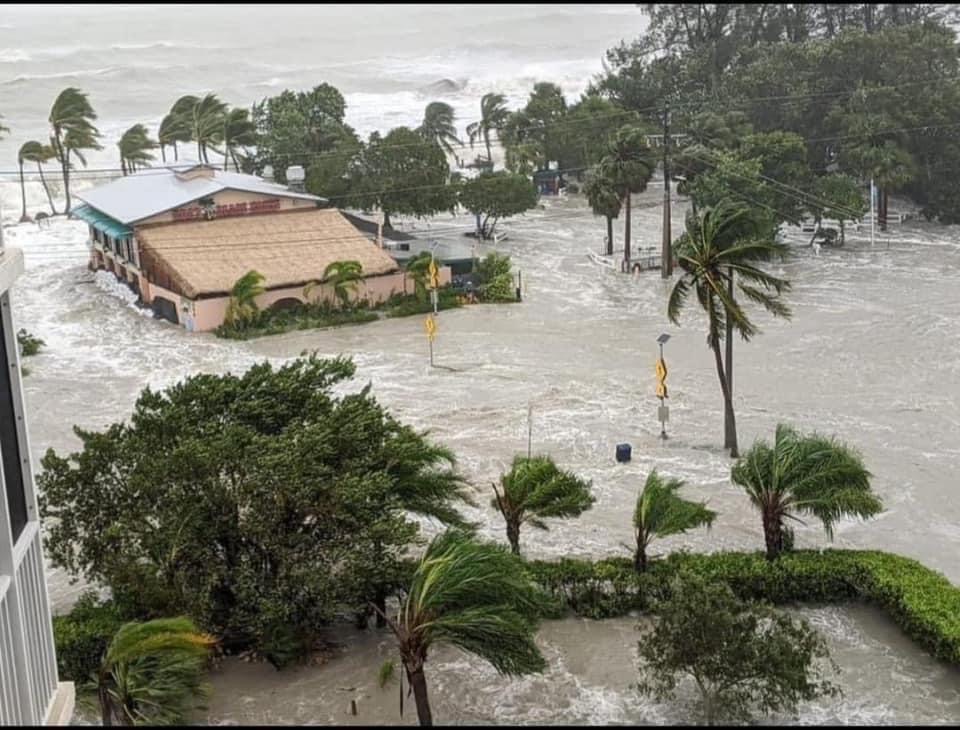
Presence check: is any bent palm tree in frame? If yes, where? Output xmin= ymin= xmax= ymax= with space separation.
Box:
xmin=304 ymin=260 xmax=364 ymax=308
xmin=491 ymin=455 xmax=594 ymax=555
xmin=222 ymin=107 xmax=256 ymax=171
xmin=158 ymin=113 xmax=190 ymax=163
xmin=405 ymin=251 xmax=434 ymax=303
xmin=117 ymin=124 xmax=157 ymax=175
xmin=19 ymin=141 xmax=59 ymax=215
xmin=668 ymin=202 xmax=791 ymax=457
xmin=583 ymin=165 xmax=622 ymax=256
xmin=418 ymin=102 xmax=461 ymax=160
xmin=96 ymin=617 xmax=215 ymax=726
xmin=223 ymin=270 xmax=265 ymax=330
xmin=173 ymin=93 xmax=227 ymax=164
xmin=600 ymin=126 xmax=654 ymax=266
xmin=17 ymin=141 xmax=45 ymax=221
xmin=732 ymin=423 xmax=882 ymax=561
xmin=632 ymin=470 xmax=716 ymax=572
xmin=466 ymin=93 xmax=509 ymax=164
xmin=378 ymin=529 xmax=549 ymax=726
xmin=49 ymin=87 xmax=102 ymax=213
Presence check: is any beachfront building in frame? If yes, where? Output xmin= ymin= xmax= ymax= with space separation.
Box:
xmin=74 ymin=164 xmax=449 ymax=331
xmin=0 ymin=243 xmax=74 ymax=725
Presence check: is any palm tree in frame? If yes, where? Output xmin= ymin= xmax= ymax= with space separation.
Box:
xmin=599 ymin=126 xmax=654 ymax=267
xmin=583 ymin=166 xmax=622 ymax=256
xmin=96 ymin=617 xmax=215 ymax=726
xmin=157 ymin=113 xmax=190 ymax=163
xmin=223 ymin=270 xmax=266 ymax=330
xmin=376 ymin=529 xmax=549 ymax=726
xmin=405 ymin=252 xmax=434 ymax=303
xmin=49 ymin=87 xmax=102 ymax=213
xmin=17 ymin=141 xmax=51 ymax=222
xmin=304 ymin=260 xmax=364 ymax=309
xmin=173 ymin=94 xmax=227 ymax=164
xmin=117 ymin=124 xmax=158 ymax=176
xmin=222 ymin=107 xmax=256 ymax=172
xmin=731 ymin=424 xmax=883 ymax=561
xmin=868 ymin=141 xmax=913 ymax=232
xmin=418 ymin=102 xmax=461 ymax=160
xmin=668 ymin=202 xmax=791 ymax=457
xmin=491 ymin=455 xmax=594 ymax=555
xmin=466 ymin=93 xmax=510 ymax=165
xmin=632 ymin=470 xmax=716 ymax=572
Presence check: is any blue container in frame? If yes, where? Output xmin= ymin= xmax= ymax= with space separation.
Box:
xmin=616 ymin=443 xmax=632 ymax=463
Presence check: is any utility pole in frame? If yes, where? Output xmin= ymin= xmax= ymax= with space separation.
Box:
xmin=661 ymin=101 xmax=673 ymax=279
xmin=869 ymin=178 xmax=876 ymax=248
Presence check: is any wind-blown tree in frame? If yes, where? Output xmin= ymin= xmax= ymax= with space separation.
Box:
xmin=583 ymin=165 xmax=622 ymax=255
xmin=404 ymin=251 xmax=433 ymax=303
xmin=179 ymin=93 xmax=228 ymax=164
xmin=555 ymin=94 xmax=630 ymax=173
xmin=668 ymin=202 xmax=791 ymax=457
xmin=501 ymin=82 xmax=568 ymax=171
xmin=809 ymin=173 xmax=867 ymax=246
xmin=223 ymin=269 xmax=265 ymax=331
xmin=17 ymin=141 xmax=50 ymax=221
xmin=117 ymin=124 xmax=158 ymax=176
xmin=732 ymin=423 xmax=883 ymax=560
xmin=157 ymin=112 xmax=190 ymax=163
xmin=632 ymin=470 xmax=716 ymax=572
xmin=458 ymin=171 xmax=538 ymax=240
xmin=378 ymin=529 xmax=549 ymax=726
xmin=466 ymin=92 xmax=510 ymax=164
xmin=599 ymin=126 xmax=654 ymax=267
xmin=49 ymin=87 xmax=102 ymax=213
xmin=305 ymin=260 xmax=363 ymax=309
xmin=222 ymin=107 xmax=256 ymax=172
xmin=862 ymin=140 xmax=914 ymax=231
xmin=490 ymin=455 xmax=595 ymax=555
xmin=96 ymin=617 xmax=215 ymax=726
xmin=418 ymin=101 xmax=461 ymax=161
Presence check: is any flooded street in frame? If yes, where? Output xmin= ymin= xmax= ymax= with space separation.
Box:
xmin=9 ymin=188 xmax=960 ymax=723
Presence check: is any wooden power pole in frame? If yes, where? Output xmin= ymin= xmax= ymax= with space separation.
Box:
xmin=661 ymin=101 xmax=673 ymax=279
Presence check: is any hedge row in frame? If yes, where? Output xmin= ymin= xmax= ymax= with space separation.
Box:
xmin=51 ymin=591 xmax=128 ymax=683
xmin=525 ymin=549 xmax=960 ymax=666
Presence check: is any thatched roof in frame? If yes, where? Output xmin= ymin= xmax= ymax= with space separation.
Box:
xmin=137 ymin=208 xmax=400 ymax=299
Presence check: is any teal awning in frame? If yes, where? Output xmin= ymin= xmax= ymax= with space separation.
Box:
xmin=72 ymin=204 xmax=133 ymax=239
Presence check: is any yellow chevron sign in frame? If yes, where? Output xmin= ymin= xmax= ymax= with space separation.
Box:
xmin=425 ymin=314 xmax=437 ymax=341
xmin=655 ymin=357 xmax=668 ymax=399
xmin=428 ymin=259 xmax=440 ymax=289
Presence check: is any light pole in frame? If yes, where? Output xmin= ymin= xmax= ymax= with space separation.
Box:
xmin=656 ymin=333 xmax=670 ymax=439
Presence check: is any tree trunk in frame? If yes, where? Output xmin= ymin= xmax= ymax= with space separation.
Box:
xmin=58 ymin=136 xmax=72 ymax=214
xmin=99 ymin=685 xmax=113 ymax=726
xmin=383 ymin=210 xmax=392 ymax=230
xmin=160 ymin=144 xmax=166 ymax=163
xmin=37 ymin=164 xmax=57 ymax=215
xmin=484 ymin=130 xmax=492 ymax=165
xmin=506 ymin=519 xmax=521 ymax=555
xmin=880 ymin=188 xmax=888 ymax=232
xmin=634 ymin=541 xmax=647 ymax=573
xmin=724 ymin=269 xmax=734 ymax=451
xmin=606 ymin=215 xmax=613 ymax=255
xmin=197 ymin=140 xmax=203 ymax=161
xmin=710 ymin=329 xmax=738 ymax=458
xmin=839 ymin=220 xmax=846 ymax=246
xmin=407 ymin=665 xmax=433 ymax=726
xmin=623 ymin=192 xmax=632 ymax=268
xmin=173 ymin=141 xmax=179 ymax=161
xmin=374 ymin=590 xmax=387 ymax=629
xmin=18 ymin=161 xmax=29 ymax=222
xmin=762 ymin=506 xmax=783 ymax=561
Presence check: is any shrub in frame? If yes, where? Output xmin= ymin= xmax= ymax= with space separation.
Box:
xmin=18 ymin=329 xmax=44 ymax=357
xmin=52 ymin=591 xmax=127 ymax=683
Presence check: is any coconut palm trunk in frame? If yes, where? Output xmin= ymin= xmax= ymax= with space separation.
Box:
xmin=725 ymin=270 xmax=736 ymax=453
xmin=405 ymin=658 xmax=433 ymax=727
xmin=708 ymin=299 xmax=738 ymax=457
xmin=606 ymin=216 xmax=614 ymax=256
xmin=18 ymin=161 xmax=28 ymax=222
xmin=484 ymin=129 xmax=493 ymax=164
xmin=54 ymin=135 xmax=71 ymax=213
xmin=624 ymin=193 xmax=632 ymax=267
xmin=762 ymin=506 xmax=784 ymax=561
xmin=37 ymin=163 xmax=57 ymax=215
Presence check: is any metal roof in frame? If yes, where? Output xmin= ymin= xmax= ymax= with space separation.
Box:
xmin=74 ymin=164 xmax=326 ymax=225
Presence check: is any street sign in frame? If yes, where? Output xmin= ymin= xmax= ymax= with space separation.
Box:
xmin=424 ymin=314 xmax=437 ymax=341
xmin=655 ymin=357 xmax=668 ymax=399
xmin=428 ymin=259 xmax=440 ymax=290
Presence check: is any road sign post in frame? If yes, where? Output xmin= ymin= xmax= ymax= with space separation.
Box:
xmin=425 ymin=314 xmax=437 ymax=367
xmin=656 ymin=334 xmax=671 ymax=439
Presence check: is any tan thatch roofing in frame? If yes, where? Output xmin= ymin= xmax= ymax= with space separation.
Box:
xmin=137 ymin=208 xmax=400 ymax=298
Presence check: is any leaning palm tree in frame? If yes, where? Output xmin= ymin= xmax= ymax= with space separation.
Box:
xmin=117 ymin=124 xmax=158 ymax=176
xmin=21 ymin=140 xmax=60 ymax=215
xmin=491 ymin=455 xmax=594 ymax=555
xmin=599 ymin=126 xmax=655 ymax=267
xmin=49 ymin=87 xmax=102 ymax=213
xmin=17 ymin=141 xmax=48 ymax=222
xmin=583 ymin=165 xmax=622 ymax=256
xmin=305 ymin=260 xmax=364 ymax=309
xmin=418 ymin=101 xmax=461 ymax=160
xmin=221 ymin=107 xmax=256 ymax=171
xmin=632 ymin=470 xmax=716 ymax=572
xmin=157 ymin=112 xmax=190 ymax=163
xmin=405 ymin=251 xmax=434 ymax=303
xmin=731 ymin=424 xmax=882 ymax=561
xmin=173 ymin=94 xmax=227 ymax=164
xmin=376 ymin=529 xmax=549 ymax=726
xmin=96 ymin=617 xmax=215 ymax=726
xmin=223 ymin=270 xmax=266 ymax=330
xmin=466 ymin=93 xmax=510 ymax=165
xmin=667 ymin=202 xmax=791 ymax=457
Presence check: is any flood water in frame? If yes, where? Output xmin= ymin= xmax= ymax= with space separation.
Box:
xmin=9 ymin=187 xmax=960 ymax=723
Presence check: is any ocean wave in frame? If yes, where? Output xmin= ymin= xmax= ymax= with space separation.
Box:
xmin=1 ymin=66 xmax=118 ymax=84
xmin=0 ymin=48 xmax=31 ymax=63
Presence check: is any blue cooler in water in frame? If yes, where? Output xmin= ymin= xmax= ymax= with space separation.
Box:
xmin=616 ymin=443 xmax=632 ymax=463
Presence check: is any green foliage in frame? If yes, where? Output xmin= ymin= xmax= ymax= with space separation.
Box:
xmin=18 ymin=328 xmax=44 ymax=357
xmin=458 ymin=171 xmax=539 ymax=239
xmin=636 ymin=572 xmax=839 ymax=725
xmin=97 ymin=617 xmax=215 ymax=726
xmin=307 ymin=260 xmax=364 ymax=309
xmin=583 ymin=166 xmax=621 ymax=221
xmin=500 ymin=82 xmax=567 ymax=171
xmin=384 ymin=288 xmax=462 ymax=317
xmin=53 ymin=592 xmax=128 ymax=683
xmin=39 ymin=356 xmax=470 ymax=657
xmin=215 ymin=301 xmax=378 ymax=340
xmin=466 ymin=92 xmax=510 ymax=163
xmin=117 ymin=123 xmax=157 ymax=175
xmin=633 ymin=470 xmax=715 ymax=571
xmin=475 ymin=252 xmax=516 ymax=303
xmin=377 ymin=659 xmax=396 ymax=689
xmin=418 ymin=101 xmax=461 ymax=158
xmin=49 ymin=86 xmax=102 ymax=212
xmin=223 ymin=270 xmax=266 ymax=331
xmin=732 ymin=423 xmax=882 ymax=560
xmin=491 ymin=455 xmax=594 ymax=554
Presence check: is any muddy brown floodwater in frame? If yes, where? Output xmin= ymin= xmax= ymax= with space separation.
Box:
xmin=9 ymin=187 xmax=960 ymax=724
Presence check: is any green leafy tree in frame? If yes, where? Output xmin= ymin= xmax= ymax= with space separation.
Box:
xmin=157 ymin=112 xmax=190 ymax=163
xmin=583 ymin=165 xmax=622 ymax=255
xmin=49 ymin=87 xmax=102 ymax=213
xmin=557 ymin=95 xmax=631 ymax=172
xmin=305 ymin=260 xmax=363 ymax=309
xmin=222 ymin=107 xmax=257 ymax=172
xmin=599 ymin=125 xmax=655 ymax=266
xmin=304 ymin=128 xmax=363 ymax=201
xmin=731 ymin=423 xmax=883 ymax=560
xmin=501 ymin=82 xmax=567 ymax=171
xmin=223 ymin=270 xmax=265 ymax=331
xmin=466 ymin=92 xmax=510 ymax=164
xmin=491 ymin=455 xmax=594 ymax=555
xmin=475 ymin=251 xmax=515 ymax=302
xmin=668 ymin=201 xmax=791 ymax=457
xmin=810 ymin=173 xmax=867 ymax=246
xmin=117 ymin=124 xmax=158 ymax=176
xmin=458 ymin=171 xmax=538 ymax=240
xmin=418 ymin=101 xmax=461 ymax=160
xmin=637 ymin=572 xmax=840 ymax=726
xmin=95 ymin=617 xmax=215 ymax=726
xmin=378 ymin=529 xmax=549 ymax=726
xmin=632 ymin=470 xmax=715 ymax=572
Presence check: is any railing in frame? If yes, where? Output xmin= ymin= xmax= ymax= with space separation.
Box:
xmin=0 ymin=575 xmax=23 ymax=725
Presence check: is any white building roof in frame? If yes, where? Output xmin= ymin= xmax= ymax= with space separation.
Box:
xmin=75 ymin=163 xmax=325 ymax=224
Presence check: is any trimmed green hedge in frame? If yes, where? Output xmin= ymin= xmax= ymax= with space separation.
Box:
xmin=525 ymin=550 xmax=960 ymax=666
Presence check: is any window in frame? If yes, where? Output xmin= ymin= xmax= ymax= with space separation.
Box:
xmin=0 ymin=296 xmax=27 ymax=543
